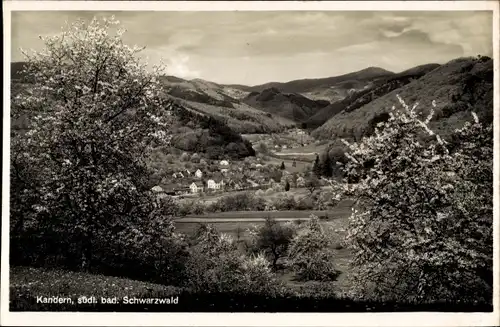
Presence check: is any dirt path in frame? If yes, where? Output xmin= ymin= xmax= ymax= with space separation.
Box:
xmin=273 ymin=152 xmax=317 ymax=156
xmin=175 ymin=217 xmax=313 ymax=223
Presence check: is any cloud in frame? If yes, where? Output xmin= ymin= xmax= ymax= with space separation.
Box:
xmin=164 ymin=54 xmax=200 ymax=79
xmin=11 ymin=11 xmax=493 ymax=85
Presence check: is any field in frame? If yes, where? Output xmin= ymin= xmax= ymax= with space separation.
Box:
xmin=264 ymin=156 xmax=311 ymax=173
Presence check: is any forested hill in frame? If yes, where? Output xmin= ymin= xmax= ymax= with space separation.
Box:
xmin=167 ymin=100 xmax=256 ymax=159
xmin=312 ymin=56 xmax=493 ymax=141
xmin=304 ymin=63 xmax=441 ymax=130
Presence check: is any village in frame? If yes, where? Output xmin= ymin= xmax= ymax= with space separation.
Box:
xmin=148 ymin=129 xmax=328 ymax=201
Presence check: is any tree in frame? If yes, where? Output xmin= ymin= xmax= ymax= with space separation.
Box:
xmin=285 ymin=180 xmax=291 ymax=192
xmin=305 ymin=174 xmax=320 ymax=194
xmin=286 ymin=215 xmax=338 ymax=281
xmin=257 ymin=142 xmax=269 ymax=154
xmin=10 ymin=16 xmax=184 ymax=278
xmin=180 ymin=152 xmax=190 ymax=162
xmin=312 ymin=155 xmax=321 ymax=176
xmin=248 ymin=217 xmax=296 ymax=271
xmin=292 ymin=160 xmax=297 ymax=167
xmin=280 ymin=161 xmax=285 ymax=170
xmin=165 ymin=153 xmax=175 ymax=163
xmin=320 ymin=153 xmax=333 ymax=177
xmin=342 ymin=95 xmax=493 ymax=304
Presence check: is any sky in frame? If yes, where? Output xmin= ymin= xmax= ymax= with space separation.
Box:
xmin=11 ymin=11 xmax=493 ymax=86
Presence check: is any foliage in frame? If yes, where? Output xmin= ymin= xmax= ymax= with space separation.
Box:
xmin=342 ymin=95 xmax=493 ymax=304
xmin=185 ymin=225 xmax=285 ymax=296
xmin=247 ymin=217 xmax=296 ymax=270
xmin=10 ymin=16 xmax=188 ymax=283
xmin=208 ymin=192 xmax=266 ymax=212
xmin=305 ymin=174 xmax=321 ymax=194
xmin=285 ymin=180 xmax=291 ymax=192
xmin=257 ymin=142 xmax=269 ymax=154
xmin=286 ymin=216 xmax=338 ymax=281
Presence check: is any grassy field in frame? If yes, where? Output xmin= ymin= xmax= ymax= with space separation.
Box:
xmin=264 ymin=156 xmax=310 ymax=173
xmin=182 ymin=186 xmax=336 ymax=206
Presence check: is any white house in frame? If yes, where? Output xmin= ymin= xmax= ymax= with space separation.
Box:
xmin=207 ymin=178 xmax=226 ymax=190
xmin=190 ymin=182 xmax=204 ymax=193
xmin=195 ymin=169 xmax=203 ymax=178
xmin=221 ymin=168 xmax=229 ymax=174
xmin=172 ymin=173 xmax=177 ymax=178
xmin=178 ymin=172 xmax=184 ymax=178
xmin=151 ymin=185 xmax=164 ymax=193
xmin=220 ymin=160 xmax=230 ymax=166
xmin=207 ymin=179 xmax=219 ymax=190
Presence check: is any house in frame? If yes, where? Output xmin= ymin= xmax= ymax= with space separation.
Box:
xmin=207 ymin=179 xmax=225 ymax=190
xmin=172 ymin=173 xmax=177 ymax=178
xmin=178 ymin=172 xmax=184 ymax=178
xmin=195 ymin=169 xmax=203 ymax=178
xmin=221 ymin=168 xmax=229 ymax=174
xmin=190 ymin=182 xmax=204 ymax=194
xmin=281 ymin=145 xmax=288 ymax=149
xmin=151 ymin=185 xmax=164 ymax=193
xmin=220 ymin=160 xmax=230 ymax=166
xmin=186 ymin=169 xmax=191 ymax=176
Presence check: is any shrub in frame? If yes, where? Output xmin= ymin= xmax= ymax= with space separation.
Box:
xmin=165 ymin=153 xmax=175 ymax=163
xmin=209 ymin=192 xmax=265 ymax=212
xmin=286 ymin=216 xmax=338 ymax=281
xmin=305 ymin=174 xmax=320 ymax=194
xmin=296 ymin=197 xmax=315 ymax=210
xmin=272 ymin=194 xmax=297 ymax=211
xmin=185 ymin=225 xmax=285 ymax=296
xmin=342 ymin=96 xmax=493 ymax=304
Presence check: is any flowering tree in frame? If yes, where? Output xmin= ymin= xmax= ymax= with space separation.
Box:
xmin=286 ymin=216 xmax=338 ymax=281
xmin=10 ymin=17 xmax=182 ymax=277
xmin=342 ymin=96 xmax=493 ymax=303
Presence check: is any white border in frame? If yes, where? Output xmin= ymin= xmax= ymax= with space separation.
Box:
xmin=2 ymin=1 xmax=499 ymax=326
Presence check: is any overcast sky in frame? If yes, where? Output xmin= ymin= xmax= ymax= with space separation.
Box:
xmin=11 ymin=11 xmax=493 ymax=86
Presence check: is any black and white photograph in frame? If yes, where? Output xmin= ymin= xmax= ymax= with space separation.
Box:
xmin=2 ymin=1 xmax=499 ymax=326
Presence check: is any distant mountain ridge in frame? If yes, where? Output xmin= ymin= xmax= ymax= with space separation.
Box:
xmin=304 ymin=63 xmax=441 ymax=129
xmin=312 ymin=56 xmax=493 ymax=141
xmin=236 ymin=67 xmax=394 ymax=93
